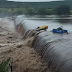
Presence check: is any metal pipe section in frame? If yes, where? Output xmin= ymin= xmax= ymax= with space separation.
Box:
xmin=15 ymin=15 xmax=72 ymax=72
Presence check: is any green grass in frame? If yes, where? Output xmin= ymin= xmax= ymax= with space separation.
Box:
xmin=0 ymin=58 xmax=11 ymax=72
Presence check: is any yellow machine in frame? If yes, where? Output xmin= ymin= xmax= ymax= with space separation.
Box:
xmin=23 ymin=25 xmax=48 ymax=39
xmin=37 ymin=25 xmax=48 ymax=31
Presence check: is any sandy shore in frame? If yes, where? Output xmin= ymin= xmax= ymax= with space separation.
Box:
xmin=0 ymin=17 xmax=48 ymax=72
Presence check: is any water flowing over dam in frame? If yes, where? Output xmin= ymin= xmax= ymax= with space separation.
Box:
xmin=14 ymin=15 xmax=72 ymax=72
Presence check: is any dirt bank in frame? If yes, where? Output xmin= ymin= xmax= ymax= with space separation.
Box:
xmin=0 ymin=17 xmax=48 ymax=72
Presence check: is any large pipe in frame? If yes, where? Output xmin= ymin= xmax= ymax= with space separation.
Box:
xmin=15 ymin=15 xmax=72 ymax=72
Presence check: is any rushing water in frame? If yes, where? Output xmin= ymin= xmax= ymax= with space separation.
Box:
xmin=22 ymin=15 xmax=72 ymax=32
xmin=15 ymin=15 xmax=72 ymax=72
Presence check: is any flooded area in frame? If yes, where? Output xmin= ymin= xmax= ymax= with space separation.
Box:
xmin=0 ymin=15 xmax=72 ymax=72
xmin=22 ymin=15 xmax=72 ymax=31
xmin=14 ymin=15 xmax=72 ymax=72
xmin=0 ymin=17 xmax=49 ymax=72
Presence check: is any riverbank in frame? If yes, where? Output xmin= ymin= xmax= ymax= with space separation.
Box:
xmin=0 ymin=17 xmax=48 ymax=72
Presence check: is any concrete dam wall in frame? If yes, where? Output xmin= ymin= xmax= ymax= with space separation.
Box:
xmin=14 ymin=15 xmax=72 ymax=72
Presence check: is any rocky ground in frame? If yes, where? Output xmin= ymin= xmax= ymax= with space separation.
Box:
xmin=0 ymin=17 xmax=48 ymax=72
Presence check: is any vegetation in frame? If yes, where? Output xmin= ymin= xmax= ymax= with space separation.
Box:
xmin=0 ymin=6 xmax=72 ymax=15
xmin=56 ymin=5 xmax=71 ymax=15
xmin=0 ymin=58 xmax=11 ymax=72
xmin=0 ymin=0 xmax=72 ymax=8
xmin=0 ymin=0 xmax=72 ymax=15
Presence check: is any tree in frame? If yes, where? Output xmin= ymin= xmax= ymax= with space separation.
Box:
xmin=37 ymin=8 xmax=48 ymax=15
xmin=26 ymin=8 xmax=36 ymax=15
xmin=57 ymin=5 xmax=71 ymax=15
xmin=14 ymin=10 xmax=23 ymax=15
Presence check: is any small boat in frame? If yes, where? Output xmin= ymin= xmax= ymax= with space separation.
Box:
xmin=52 ymin=27 xmax=68 ymax=33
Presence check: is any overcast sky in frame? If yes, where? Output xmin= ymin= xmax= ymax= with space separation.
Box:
xmin=8 ymin=0 xmax=63 ymax=2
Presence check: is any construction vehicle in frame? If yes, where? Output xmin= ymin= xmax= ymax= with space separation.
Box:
xmin=36 ymin=25 xmax=48 ymax=31
xmin=23 ymin=25 xmax=48 ymax=39
xmin=52 ymin=26 xmax=68 ymax=34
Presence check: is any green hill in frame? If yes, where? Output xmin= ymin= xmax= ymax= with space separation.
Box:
xmin=0 ymin=0 xmax=72 ymax=9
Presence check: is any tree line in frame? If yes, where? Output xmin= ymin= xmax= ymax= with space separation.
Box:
xmin=0 ymin=0 xmax=72 ymax=9
xmin=0 ymin=5 xmax=71 ymax=15
xmin=25 ymin=5 xmax=71 ymax=15
xmin=10 ymin=5 xmax=72 ymax=15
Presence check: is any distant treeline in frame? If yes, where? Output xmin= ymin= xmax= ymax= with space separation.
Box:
xmin=0 ymin=5 xmax=72 ymax=16
xmin=0 ymin=0 xmax=72 ymax=8
xmin=0 ymin=0 xmax=72 ymax=15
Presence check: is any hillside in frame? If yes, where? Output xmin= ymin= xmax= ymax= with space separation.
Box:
xmin=0 ymin=1 xmax=72 ymax=8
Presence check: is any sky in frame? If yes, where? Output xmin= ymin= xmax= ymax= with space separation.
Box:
xmin=8 ymin=0 xmax=63 ymax=2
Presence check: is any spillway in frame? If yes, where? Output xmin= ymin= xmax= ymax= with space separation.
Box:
xmin=14 ymin=15 xmax=72 ymax=72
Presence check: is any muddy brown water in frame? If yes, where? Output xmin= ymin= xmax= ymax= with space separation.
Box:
xmin=0 ymin=15 xmax=72 ymax=72
xmin=0 ymin=17 xmax=50 ymax=72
